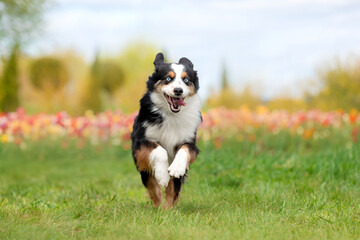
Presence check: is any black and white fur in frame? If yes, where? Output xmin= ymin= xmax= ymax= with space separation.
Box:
xmin=131 ymin=53 xmax=201 ymax=208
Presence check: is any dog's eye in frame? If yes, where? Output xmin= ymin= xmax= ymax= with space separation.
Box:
xmin=183 ymin=78 xmax=189 ymax=83
xmin=166 ymin=76 xmax=172 ymax=82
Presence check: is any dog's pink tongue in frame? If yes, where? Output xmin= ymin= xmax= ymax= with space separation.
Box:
xmin=174 ymin=98 xmax=186 ymax=106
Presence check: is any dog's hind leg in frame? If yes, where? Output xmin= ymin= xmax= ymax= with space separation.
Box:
xmin=164 ymin=177 xmax=184 ymax=209
xmin=141 ymin=171 xmax=162 ymax=207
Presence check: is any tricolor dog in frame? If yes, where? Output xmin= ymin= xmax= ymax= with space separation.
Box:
xmin=131 ymin=53 xmax=201 ymax=208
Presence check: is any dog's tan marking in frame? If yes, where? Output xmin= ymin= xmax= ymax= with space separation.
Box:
xmin=146 ymin=176 xmax=162 ymax=207
xmin=168 ymin=71 xmax=175 ymax=78
xmin=165 ymin=178 xmax=176 ymax=209
xmin=155 ymin=80 xmax=166 ymax=92
xmin=187 ymin=84 xmax=196 ymax=97
xmin=181 ymin=72 xmax=188 ymax=79
xmin=179 ymin=145 xmax=197 ymax=170
xmin=134 ymin=142 xmax=158 ymax=172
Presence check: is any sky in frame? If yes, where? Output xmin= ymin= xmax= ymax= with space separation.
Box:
xmin=32 ymin=0 xmax=360 ymax=99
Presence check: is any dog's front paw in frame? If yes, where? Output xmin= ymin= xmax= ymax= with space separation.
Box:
xmin=155 ymin=169 xmax=170 ymax=187
xmin=150 ymin=146 xmax=170 ymax=187
xmin=168 ymin=162 xmax=186 ymax=178
xmin=168 ymin=149 xmax=188 ymax=178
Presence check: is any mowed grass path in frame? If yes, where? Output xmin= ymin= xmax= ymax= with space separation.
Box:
xmin=0 ymin=135 xmax=359 ymax=239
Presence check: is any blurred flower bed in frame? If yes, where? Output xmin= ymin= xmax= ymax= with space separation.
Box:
xmin=0 ymin=107 xmax=359 ymax=150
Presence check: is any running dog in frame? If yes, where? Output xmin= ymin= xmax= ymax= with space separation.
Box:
xmin=131 ymin=53 xmax=201 ymax=208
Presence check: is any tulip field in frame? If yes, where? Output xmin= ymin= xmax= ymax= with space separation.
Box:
xmin=1 ymin=107 xmax=359 ymax=150
xmin=1 ymin=107 xmax=360 ymax=239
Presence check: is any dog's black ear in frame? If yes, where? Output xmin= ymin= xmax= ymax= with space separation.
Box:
xmin=153 ymin=53 xmax=164 ymax=69
xmin=179 ymin=57 xmax=194 ymax=69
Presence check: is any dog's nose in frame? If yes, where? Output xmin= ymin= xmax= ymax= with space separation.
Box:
xmin=174 ymin=87 xmax=183 ymax=96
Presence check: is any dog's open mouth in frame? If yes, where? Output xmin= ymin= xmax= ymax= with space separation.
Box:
xmin=164 ymin=94 xmax=186 ymax=113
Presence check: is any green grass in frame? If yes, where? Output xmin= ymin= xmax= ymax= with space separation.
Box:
xmin=0 ymin=133 xmax=359 ymax=239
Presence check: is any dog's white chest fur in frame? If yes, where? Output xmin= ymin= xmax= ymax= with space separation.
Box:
xmin=145 ymin=93 xmax=201 ymax=160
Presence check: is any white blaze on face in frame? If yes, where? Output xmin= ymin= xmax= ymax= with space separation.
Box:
xmin=161 ymin=64 xmax=190 ymax=97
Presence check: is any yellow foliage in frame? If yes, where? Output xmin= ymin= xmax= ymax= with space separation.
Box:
xmin=206 ymin=85 xmax=261 ymax=110
xmin=113 ymin=42 xmax=159 ymax=112
xmin=306 ymin=56 xmax=360 ymax=111
xmin=267 ymin=97 xmax=307 ymax=112
xmin=10 ymin=44 xmax=359 ymax=114
xmin=18 ymin=50 xmax=88 ymax=114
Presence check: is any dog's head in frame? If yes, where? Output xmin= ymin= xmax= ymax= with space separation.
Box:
xmin=147 ymin=53 xmax=199 ymax=113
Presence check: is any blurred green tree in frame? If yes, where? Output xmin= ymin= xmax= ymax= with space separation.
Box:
xmin=81 ymin=53 xmax=102 ymax=113
xmin=221 ymin=62 xmax=229 ymax=90
xmin=0 ymin=0 xmax=46 ymax=56
xmin=97 ymin=61 xmax=125 ymax=95
xmin=0 ymin=0 xmax=47 ymax=112
xmin=29 ymin=57 xmax=69 ymax=112
xmin=306 ymin=57 xmax=360 ymax=111
xmin=30 ymin=57 xmax=69 ymax=90
xmin=81 ymin=53 xmax=125 ymax=113
xmin=0 ymin=44 xmax=19 ymax=112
